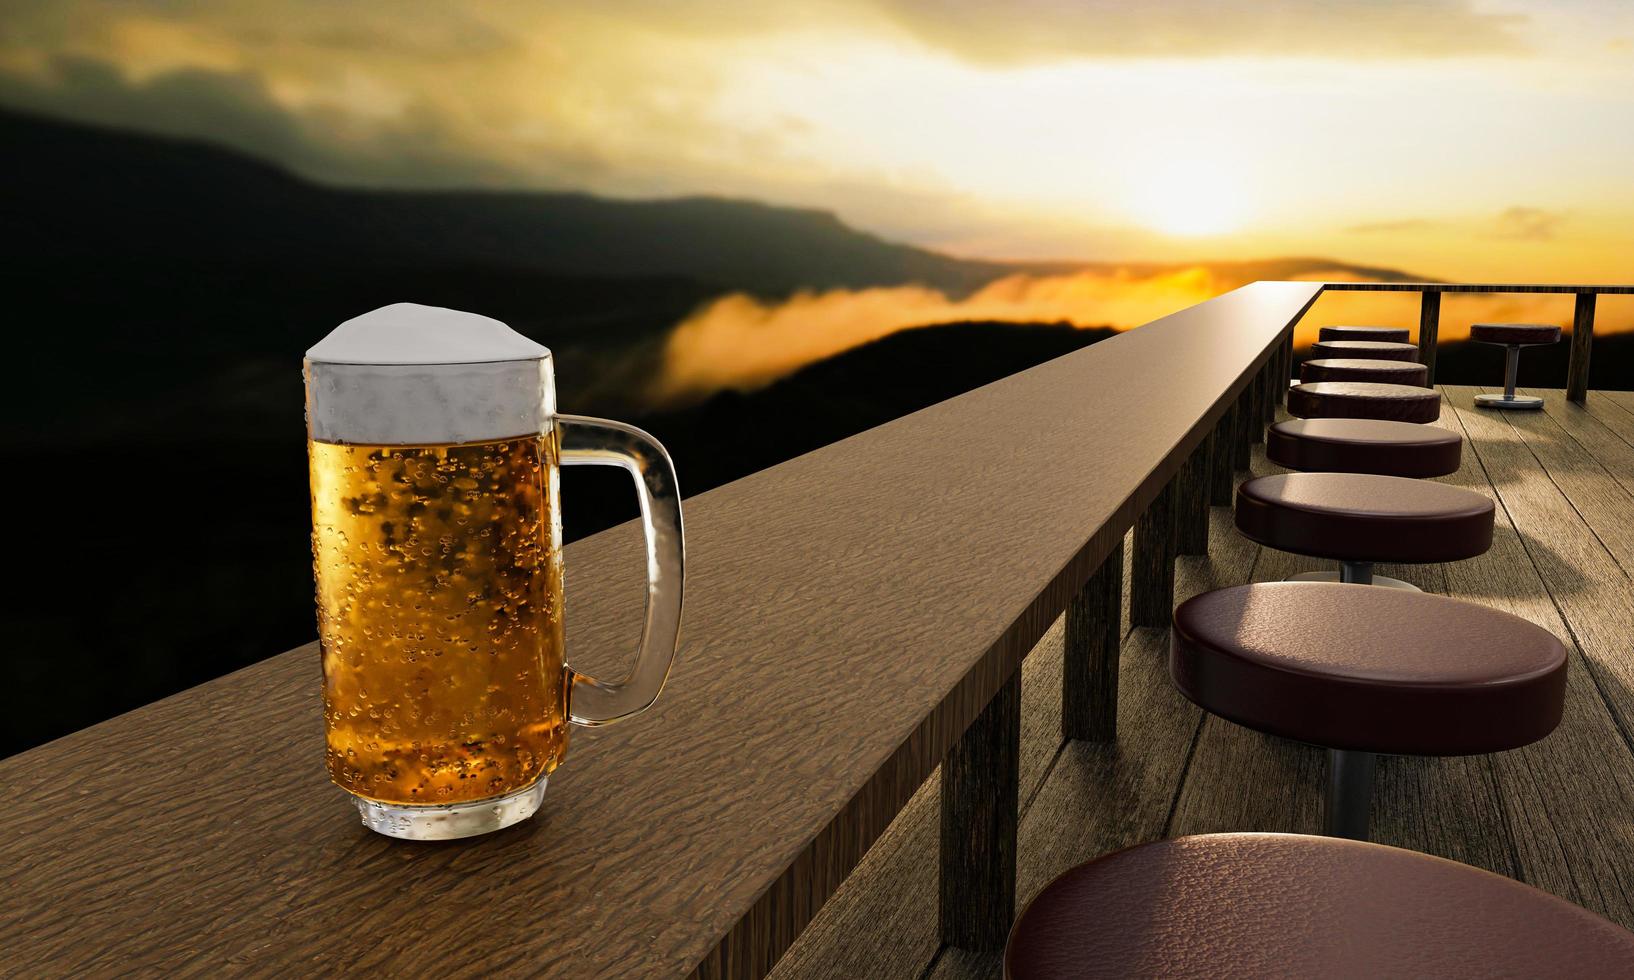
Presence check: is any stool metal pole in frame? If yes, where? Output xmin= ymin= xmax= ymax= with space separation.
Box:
xmin=1324 ymin=748 xmax=1376 ymax=841
xmin=1503 ymin=345 xmax=1521 ymax=400
xmin=1340 ymin=561 xmax=1374 ymax=585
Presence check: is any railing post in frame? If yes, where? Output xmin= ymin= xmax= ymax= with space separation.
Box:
xmin=1568 ymin=291 xmax=1596 ymax=404
xmin=1063 ymin=540 xmax=1122 ymax=742
xmin=1176 ymin=436 xmax=1211 ymax=556
xmin=1248 ymin=369 xmax=1266 ymax=444
xmin=1130 ymin=475 xmax=1177 ymax=628
xmin=1282 ymin=328 xmax=1296 ymax=404
xmin=1418 ymin=290 xmax=1442 ymax=384
xmin=1209 ymin=407 xmax=1237 ymax=506
xmin=1232 ymin=385 xmax=1253 ymax=471
xmin=940 ymin=670 xmax=1019 ymax=950
xmin=1260 ymin=355 xmax=1277 ymax=426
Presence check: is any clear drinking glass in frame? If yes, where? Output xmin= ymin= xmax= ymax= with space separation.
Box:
xmin=304 ymin=303 xmax=684 ymax=840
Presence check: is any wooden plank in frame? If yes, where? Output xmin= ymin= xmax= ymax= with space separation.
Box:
xmin=0 ymin=284 xmax=1322 ymax=977
xmin=1603 ymin=390 xmax=1634 ymax=416
xmin=1523 ymin=388 xmax=1634 ymax=498
xmin=1581 ymin=390 xmax=1634 ymax=450
xmin=1445 ymin=386 xmax=1634 ymax=743
xmin=1439 ymin=386 xmax=1634 ymax=925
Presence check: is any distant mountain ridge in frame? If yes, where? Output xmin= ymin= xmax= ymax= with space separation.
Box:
xmin=0 ymin=108 xmax=1420 ymax=294
xmin=0 ymin=108 xmax=1013 ymax=293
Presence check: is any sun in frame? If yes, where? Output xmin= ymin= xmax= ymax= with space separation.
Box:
xmin=1121 ymin=162 xmax=1253 ymax=237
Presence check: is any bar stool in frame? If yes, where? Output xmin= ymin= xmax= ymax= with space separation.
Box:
xmin=1471 ymin=322 xmax=1561 ymax=410
xmin=1319 ymin=325 xmax=1410 ymax=343
xmin=1299 ymin=358 xmax=1428 ymax=386
xmin=1005 ymin=833 xmax=1629 ymax=979
xmin=1171 ymin=583 xmax=1565 ymax=839
xmin=1287 ymin=381 xmax=1441 ymax=423
xmin=1267 ymin=418 xmax=1461 ymax=478
xmin=1307 ymin=339 xmax=1419 ymax=362
xmin=1235 ymin=472 xmax=1493 ymax=588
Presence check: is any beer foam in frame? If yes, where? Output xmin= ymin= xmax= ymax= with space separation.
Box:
xmin=307 ymin=303 xmax=549 ymax=365
xmin=305 ymin=303 xmax=555 ymax=445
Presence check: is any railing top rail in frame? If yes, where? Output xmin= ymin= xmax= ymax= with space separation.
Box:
xmin=0 ymin=282 xmax=1322 ymax=978
xmin=1321 ymin=281 xmax=1634 ymax=295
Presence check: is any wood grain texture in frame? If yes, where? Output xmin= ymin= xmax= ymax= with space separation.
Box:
xmin=1232 ymin=385 xmax=1253 ymax=470
xmin=1129 ymin=476 xmax=1177 ymax=628
xmin=1568 ymin=292 xmax=1597 ymax=404
xmin=1579 ymin=390 xmax=1634 ymax=451
xmin=0 ymin=283 xmax=1322 ymax=979
xmin=1418 ymin=290 xmax=1443 ymax=384
xmin=940 ymin=672 xmax=1020 ymax=951
xmin=1603 ymin=389 xmax=1634 ymax=422
xmin=1260 ymin=353 xmax=1278 ymax=426
xmin=1063 ymin=542 xmax=1123 ymax=742
xmin=1175 ymin=441 xmax=1211 ymax=557
xmin=1522 ymin=388 xmax=1634 ymax=500
xmin=1248 ymin=369 xmax=1267 ymax=444
xmin=1210 ymin=404 xmax=1238 ymax=506
xmin=1439 ymin=386 xmax=1634 ymax=924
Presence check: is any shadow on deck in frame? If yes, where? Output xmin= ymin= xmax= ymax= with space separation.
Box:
xmin=773 ymin=386 xmax=1634 ymax=980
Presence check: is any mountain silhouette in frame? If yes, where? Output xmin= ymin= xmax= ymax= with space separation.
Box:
xmin=0 ymin=107 xmax=1020 ymax=294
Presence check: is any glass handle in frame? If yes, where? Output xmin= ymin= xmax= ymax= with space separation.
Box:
xmin=556 ymin=415 xmax=685 ymax=726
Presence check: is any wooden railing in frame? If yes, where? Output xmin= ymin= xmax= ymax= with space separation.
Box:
xmin=1318 ymin=282 xmax=1634 ymax=402
xmin=43 ymin=277 xmax=1634 ymax=977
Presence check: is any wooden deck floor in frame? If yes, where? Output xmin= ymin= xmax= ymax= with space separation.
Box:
xmin=770 ymin=386 xmax=1634 ymax=980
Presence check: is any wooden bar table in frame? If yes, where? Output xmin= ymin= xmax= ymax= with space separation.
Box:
xmin=0 ymin=282 xmax=1322 ymax=979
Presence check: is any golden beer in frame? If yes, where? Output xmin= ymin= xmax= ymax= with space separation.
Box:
xmin=309 ymin=433 xmax=567 ymax=806
xmin=306 ymin=302 xmax=683 ymax=839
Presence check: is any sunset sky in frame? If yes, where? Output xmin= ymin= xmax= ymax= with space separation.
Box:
xmin=2 ymin=0 xmax=1631 ymax=284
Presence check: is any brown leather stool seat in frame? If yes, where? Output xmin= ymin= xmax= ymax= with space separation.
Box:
xmin=1236 ymin=472 xmax=1493 ymax=567
xmin=1471 ymin=322 xmax=1563 ymax=411
xmin=1318 ymin=325 xmax=1411 ymax=343
xmin=1005 ymin=833 xmax=1627 ymax=980
xmin=1288 ymin=381 xmax=1441 ymax=423
xmin=1308 ymin=339 xmax=1419 ymax=362
xmin=1169 ymin=583 xmax=1565 ymax=838
xmin=1267 ymin=418 xmax=1462 ymax=477
xmin=1299 ymin=357 xmax=1429 ymax=386
xmin=1172 ymin=583 xmax=1562 ymax=756
xmin=1471 ymin=322 xmax=1561 ymax=346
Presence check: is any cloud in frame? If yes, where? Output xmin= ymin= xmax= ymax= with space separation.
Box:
xmin=1492 ymin=206 xmax=1565 ymax=241
xmin=0 ymin=55 xmax=605 ymax=189
xmin=869 ymin=0 xmax=1530 ymax=63
xmin=653 ymin=266 xmax=1229 ymax=401
xmin=1346 ymin=218 xmax=1439 ymax=234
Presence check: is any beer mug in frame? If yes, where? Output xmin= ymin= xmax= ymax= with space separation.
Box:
xmin=304 ymin=303 xmax=684 ymax=840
